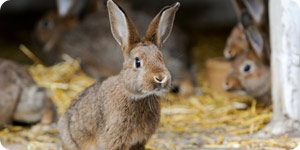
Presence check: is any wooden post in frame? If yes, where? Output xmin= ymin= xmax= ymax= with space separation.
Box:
xmin=268 ymin=0 xmax=300 ymax=135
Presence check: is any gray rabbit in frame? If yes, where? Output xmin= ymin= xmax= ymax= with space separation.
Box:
xmin=0 ymin=59 xmax=56 ymax=128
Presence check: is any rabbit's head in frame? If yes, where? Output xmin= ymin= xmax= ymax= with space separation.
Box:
xmin=107 ymin=0 xmax=180 ymax=98
xmin=229 ymin=49 xmax=270 ymax=98
xmin=34 ymin=0 xmax=88 ymax=52
xmin=35 ymin=11 xmax=77 ymax=52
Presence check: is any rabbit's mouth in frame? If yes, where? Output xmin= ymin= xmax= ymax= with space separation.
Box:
xmin=142 ymin=88 xmax=169 ymax=97
xmin=128 ymin=86 xmax=170 ymax=100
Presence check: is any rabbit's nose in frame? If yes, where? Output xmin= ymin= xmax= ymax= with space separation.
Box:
xmin=154 ymin=76 xmax=167 ymax=84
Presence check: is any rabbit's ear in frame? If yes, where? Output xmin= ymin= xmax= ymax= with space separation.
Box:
xmin=241 ymin=10 xmax=264 ymax=60
xmin=107 ymin=0 xmax=141 ymax=53
xmin=57 ymin=0 xmax=74 ymax=17
xmin=231 ymin=0 xmax=245 ymax=17
xmin=144 ymin=2 xmax=180 ymax=48
xmin=57 ymin=0 xmax=86 ymax=17
xmin=242 ymin=0 xmax=265 ymax=25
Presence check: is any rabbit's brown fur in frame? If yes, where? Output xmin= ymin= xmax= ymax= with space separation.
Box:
xmin=224 ymin=24 xmax=249 ymax=60
xmin=0 ymin=59 xmax=56 ymax=128
xmin=223 ymin=71 xmax=243 ymax=92
xmin=224 ymin=0 xmax=269 ymax=61
xmin=58 ymin=1 xmax=178 ymax=149
xmin=225 ymin=50 xmax=271 ymax=106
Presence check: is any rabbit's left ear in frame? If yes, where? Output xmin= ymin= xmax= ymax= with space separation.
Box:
xmin=144 ymin=2 xmax=180 ymax=48
xmin=241 ymin=10 xmax=264 ymax=61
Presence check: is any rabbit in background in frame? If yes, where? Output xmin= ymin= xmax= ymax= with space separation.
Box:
xmin=34 ymin=0 xmax=197 ymax=98
xmin=224 ymin=50 xmax=271 ymax=106
xmin=0 ymin=59 xmax=56 ymax=128
xmin=58 ymin=0 xmax=178 ymax=149
xmin=224 ymin=0 xmax=269 ymax=63
xmin=223 ymin=8 xmax=271 ymax=106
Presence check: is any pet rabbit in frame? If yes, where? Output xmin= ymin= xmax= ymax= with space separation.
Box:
xmin=0 ymin=59 xmax=56 ymax=128
xmin=34 ymin=0 xmax=196 ymax=98
xmin=58 ymin=1 xmax=178 ymax=149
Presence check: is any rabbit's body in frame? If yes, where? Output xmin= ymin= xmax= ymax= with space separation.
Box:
xmin=58 ymin=1 xmax=178 ymax=149
xmin=35 ymin=1 xmax=195 ymax=97
xmin=0 ymin=59 xmax=56 ymax=127
xmin=59 ymin=76 xmax=160 ymax=150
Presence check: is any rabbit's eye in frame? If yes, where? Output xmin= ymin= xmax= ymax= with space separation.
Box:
xmin=240 ymin=60 xmax=255 ymax=75
xmin=135 ymin=57 xmax=141 ymax=68
xmin=41 ymin=20 xmax=53 ymax=29
xmin=244 ymin=64 xmax=251 ymax=72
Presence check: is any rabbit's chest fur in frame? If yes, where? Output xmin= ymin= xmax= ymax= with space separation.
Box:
xmin=100 ymin=76 xmax=161 ymax=144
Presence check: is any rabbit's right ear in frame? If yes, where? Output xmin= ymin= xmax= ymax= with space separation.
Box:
xmin=144 ymin=2 xmax=180 ymax=48
xmin=240 ymin=10 xmax=264 ymax=61
xmin=107 ymin=0 xmax=141 ymax=54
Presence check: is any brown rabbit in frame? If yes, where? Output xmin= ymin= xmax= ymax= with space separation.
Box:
xmin=224 ymin=10 xmax=271 ymax=105
xmin=224 ymin=0 xmax=268 ymax=60
xmin=58 ymin=1 xmax=178 ymax=149
xmin=34 ymin=0 xmax=196 ymax=98
xmin=0 ymin=59 xmax=56 ymax=128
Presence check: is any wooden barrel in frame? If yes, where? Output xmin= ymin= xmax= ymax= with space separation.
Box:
xmin=205 ymin=57 xmax=231 ymax=92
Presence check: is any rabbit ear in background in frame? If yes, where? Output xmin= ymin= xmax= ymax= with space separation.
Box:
xmin=242 ymin=0 xmax=265 ymax=25
xmin=144 ymin=2 xmax=180 ymax=48
xmin=231 ymin=0 xmax=246 ymax=17
xmin=57 ymin=0 xmax=74 ymax=17
xmin=240 ymin=10 xmax=264 ymax=61
xmin=107 ymin=0 xmax=141 ymax=55
xmin=56 ymin=0 xmax=87 ymax=17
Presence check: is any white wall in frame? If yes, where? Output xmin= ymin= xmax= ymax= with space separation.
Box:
xmin=270 ymin=0 xmax=300 ymax=134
